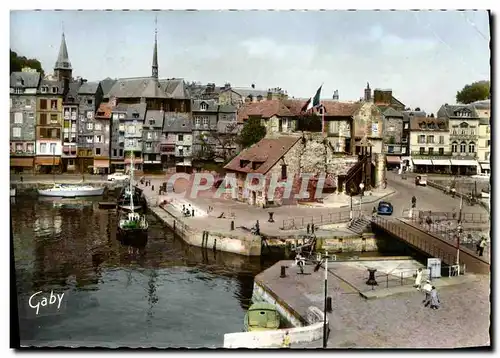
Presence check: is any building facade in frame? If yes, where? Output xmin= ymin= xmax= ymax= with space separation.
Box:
xmin=472 ymin=100 xmax=491 ymax=174
xmin=93 ymin=103 xmax=113 ymax=173
xmin=123 ymin=103 xmax=147 ymax=171
xmin=142 ymin=109 xmax=164 ymax=171
xmin=192 ymin=99 xmax=218 ymax=160
xmin=62 ymin=82 xmax=81 ymax=172
xmin=161 ymin=113 xmax=193 ymax=172
xmin=381 ymin=107 xmax=405 ymax=168
xmin=10 ymin=70 xmax=40 ymax=173
xmin=215 ymin=104 xmax=239 ymax=162
xmin=409 ymin=116 xmax=450 ymax=174
xmin=110 ymin=103 xmax=126 ymax=172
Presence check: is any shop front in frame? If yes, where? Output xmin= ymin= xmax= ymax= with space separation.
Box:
xmin=411 ymin=158 xmax=432 ymax=173
xmin=10 ymin=157 xmax=34 ymax=173
xmin=35 ymin=156 xmax=61 ymax=174
xmin=450 ymin=159 xmax=479 ymax=176
xmin=93 ymin=158 xmax=110 ymax=174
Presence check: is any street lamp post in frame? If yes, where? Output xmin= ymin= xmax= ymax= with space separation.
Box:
xmin=350 ymin=191 xmax=353 ymax=220
xmin=359 ymin=182 xmax=365 ymax=217
xmin=314 ymin=253 xmax=330 ymax=348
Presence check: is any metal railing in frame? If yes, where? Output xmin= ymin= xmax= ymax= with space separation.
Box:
xmin=414 ymin=210 xmax=489 ymax=224
xmin=281 ymin=209 xmax=371 ymax=230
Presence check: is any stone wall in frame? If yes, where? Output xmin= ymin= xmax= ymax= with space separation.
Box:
xmin=384 ymin=116 xmax=404 ymax=144
xmin=352 ymin=102 xmax=384 ymax=149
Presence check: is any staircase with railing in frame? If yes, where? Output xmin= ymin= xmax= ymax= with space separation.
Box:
xmin=348 ymin=216 xmax=371 ymax=234
xmin=339 ymin=153 xmax=370 ymax=195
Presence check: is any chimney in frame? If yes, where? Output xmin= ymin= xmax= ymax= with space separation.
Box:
xmin=267 ymin=89 xmax=273 ymax=101
xmin=332 ymin=90 xmax=339 ymax=101
xmin=224 ymin=82 xmax=231 ymax=90
xmin=251 ymin=83 xmax=255 ymax=89
xmin=364 ymin=82 xmax=372 ymax=102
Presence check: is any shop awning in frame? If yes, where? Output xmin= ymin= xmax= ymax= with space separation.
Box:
xmin=35 ymin=156 xmax=60 ymax=166
xmin=412 ymin=159 xmax=432 ymax=165
xmin=124 ymin=158 xmax=143 ymax=164
xmin=176 ymin=160 xmax=192 ymax=166
xmin=10 ymin=157 xmax=34 ymax=167
xmin=386 ymin=156 xmax=401 ymax=164
xmin=432 ymin=159 xmax=452 ymax=166
xmin=94 ymin=159 xmax=110 ymax=168
xmin=450 ymin=159 xmax=478 ymax=166
xmin=480 ymin=162 xmax=490 ymax=170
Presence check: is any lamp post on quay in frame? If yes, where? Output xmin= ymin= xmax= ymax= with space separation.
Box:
xmin=359 ymin=182 xmax=365 ymax=217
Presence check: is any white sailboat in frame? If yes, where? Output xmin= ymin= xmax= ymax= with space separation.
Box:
xmin=118 ymin=153 xmax=148 ymax=237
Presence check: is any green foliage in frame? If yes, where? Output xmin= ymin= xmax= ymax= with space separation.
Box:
xmin=456 ymin=81 xmax=490 ymax=104
xmin=10 ymin=50 xmax=45 ymax=77
xmin=297 ymin=114 xmax=322 ymax=132
xmin=237 ymin=117 xmax=266 ymax=149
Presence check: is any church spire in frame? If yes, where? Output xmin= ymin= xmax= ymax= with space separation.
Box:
xmin=152 ymin=15 xmax=158 ymax=79
xmin=54 ymin=30 xmax=72 ymax=72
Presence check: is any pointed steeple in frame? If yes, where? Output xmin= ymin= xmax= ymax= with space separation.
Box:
xmin=152 ymin=16 xmax=158 ymax=79
xmin=54 ymin=31 xmax=72 ymax=72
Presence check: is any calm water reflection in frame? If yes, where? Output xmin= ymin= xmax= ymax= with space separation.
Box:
xmin=12 ymin=197 xmax=279 ymax=348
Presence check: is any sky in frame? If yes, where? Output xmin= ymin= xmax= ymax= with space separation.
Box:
xmin=10 ymin=10 xmax=490 ymax=114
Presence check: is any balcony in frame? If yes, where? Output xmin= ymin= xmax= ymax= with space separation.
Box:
xmin=411 ymin=151 xmax=452 ymax=157
xmin=450 ymin=133 xmax=477 ymax=140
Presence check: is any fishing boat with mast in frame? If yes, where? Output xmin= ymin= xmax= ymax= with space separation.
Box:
xmin=117 ymin=154 xmax=149 ymax=244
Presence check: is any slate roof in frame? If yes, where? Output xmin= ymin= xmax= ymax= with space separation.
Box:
xmin=471 ymin=99 xmax=490 ymax=109
xmin=10 ymin=72 xmax=41 ymax=88
xmin=144 ymin=110 xmax=165 ymax=128
xmin=78 ymin=81 xmax=100 ymax=95
xmin=382 ymin=107 xmax=404 ymax=118
xmin=402 ymin=110 xmax=427 ymax=122
xmin=218 ymin=104 xmax=237 ymax=113
xmin=437 ymin=105 xmax=478 ymax=119
xmin=37 ymin=79 xmax=64 ymax=95
xmin=113 ymin=103 xmax=147 ymax=119
xmin=105 ymin=77 xmax=167 ymax=99
xmin=100 ymin=77 xmax=117 ymax=97
xmin=159 ymin=78 xmax=189 ymax=99
xmin=163 ymin=112 xmax=192 ymax=132
xmin=192 ymin=99 xmax=219 ymax=112
xmin=479 ymin=118 xmax=490 ymax=125
xmin=224 ymin=136 xmax=301 ymax=174
xmin=229 ymin=87 xmax=268 ymax=99
xmin=63 ymin=81 xmax=82 ymax=103
xmin=410 ymin=117 xmax=448 ymax=131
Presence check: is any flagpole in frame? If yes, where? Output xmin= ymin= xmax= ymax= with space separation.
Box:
xmin=322 ymin=105 xmax=325 ymax=137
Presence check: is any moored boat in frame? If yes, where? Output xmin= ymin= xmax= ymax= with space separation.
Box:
xmin=38 ymin=184 xmax=104 ymax=198
xmin=243 ymin=302 xmax=281 ymax=332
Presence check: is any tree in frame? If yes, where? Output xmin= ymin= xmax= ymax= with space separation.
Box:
xmin=237 ymin=117 xmax=266 ymax=149
xmin=10 ymin=50 xmax=45 ymax=77
xmin=194 ymin=122 xmax=240 ymax=162
xmin=414 ymin=107 xmax=421 ymax=111
xmin=297 ymin=114 xmax=322 ymax=132
xmin=456 ymin=81 xmax=490 ymax=104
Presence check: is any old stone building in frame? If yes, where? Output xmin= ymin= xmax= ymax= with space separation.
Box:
xmin=142 ymin=108 xmax=164 ymax=172
xmin=78 ymin=81 xmax=103 ymax=172
xmin=437 ymin=104 xmax=480 ymax=175
xmin=215 ymin=104 xmax=239 ymax=162
xmin=191 ymin=99 xmax=219 ymax=160
xmin=62 ymin=81 xmax=81 ymax=172
xmin=363 ymin=82 xmax=406 ymax=112
xmin=409 ymin=116 xmax=450 ymax=174
xmin=122 ymin=103 xmax=147 ymax=171
xmin=472 ymin=100 xmax=490 ymax=174
xmin=381 ymin=107 xmax=405 ymax=168
xmin=110 ymin=103 xmax=126 ymax=172
xmin=237 ymin=100 xmax=298 ymax=134
xmin=93 ymin=103 xmax=113 ymax=173
xmin=161 ymin=113 xmax=193 ymax=172
xmin=10 ymin=69 xmax=40 ymax=173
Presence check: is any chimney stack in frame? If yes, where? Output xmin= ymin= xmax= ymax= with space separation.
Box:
xmin=332 ymin=90 xmax=339 ymax=101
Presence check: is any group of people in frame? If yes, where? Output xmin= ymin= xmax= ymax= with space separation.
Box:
xmin=414 ymin=268 xmax=440 ymax=310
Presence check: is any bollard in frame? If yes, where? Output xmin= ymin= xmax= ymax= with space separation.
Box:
xmin=173 ymin=220 xmax=176 ymax=232
xmin=307 ymin=224 xmax=310 ymax=234
xmin=230 ymin=220 xmax=234 ymax=231
xmin=326 ymin=297 xmax=332 ymax=312
xmin=192 ymin=209 xmax=195 ymax=217
xmin=312 ymin=224 xmax=315 ymax=234
xmin=280 ymin=266 xmax=287 ymax=278
xmin=152 ymin=185 xmax=155 ymax=191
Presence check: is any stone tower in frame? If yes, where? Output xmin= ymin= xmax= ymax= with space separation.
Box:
xmin=54 ymin=32 xmax=72 ymax=82
xmin=152 ymin=16 xmax=159 ymax=79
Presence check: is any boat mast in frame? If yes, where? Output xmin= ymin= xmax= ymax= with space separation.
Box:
xmin=129 ymin=152 xmax=135 ymax=214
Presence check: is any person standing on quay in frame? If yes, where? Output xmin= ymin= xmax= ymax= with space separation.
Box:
xmin=429 ymin=286 xmax=440 ymax=310
xmin=282 ymin=331 xmax=291 ymax=348
xmin=422 ymin=280 xmax=432 ymax=305
xmin=478 ymin=237 xmax=487 ymax=257
xmin=414 ymin=268 xmax=423 ymax=290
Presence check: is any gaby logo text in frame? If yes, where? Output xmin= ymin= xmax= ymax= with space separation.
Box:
xmin=29 ymin=290 xmax=65 ymax=315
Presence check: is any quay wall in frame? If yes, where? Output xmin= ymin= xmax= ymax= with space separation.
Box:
xmin=149 ymin=206 xmax=262 ymax=257
xmin=264 ymin=233 xmax=378 ymax=253
xmin=223 ymin=271 xmax=328 ymax=348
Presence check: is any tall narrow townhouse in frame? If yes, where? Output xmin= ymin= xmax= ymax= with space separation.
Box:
xmin=123 ymin=103 xmax=147 ymax=172
xmin=162 ymin=113 xmax=193 ymax=173
xmin=61 ymin=81 xmax=81 ymax=172
xmin=77 ymin=82 xmax=103 ymax=173
xmin=10 ymin=69 xmax=41 ymax=173
xmin=471 ymin=100 xmax=491 ymax=174
xmin=94 ymin=103 xmax=113 ymax=174
xmin=142 ymin=108 xmax=164 ymax=172
xmin=35 ymin=79 xmax=64 ymax=173
xmin=192 ymin=99 xmax=218 ymax=162
xmin=110 ymin=101 xmax=127 ymax=173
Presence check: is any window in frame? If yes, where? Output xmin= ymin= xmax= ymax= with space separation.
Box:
xmin=12 ymin=127 xmax=21 ymax=137
xmin=105 ymin=125 xmax=110 ymax=132
xmin=95 ymin=123 xmax=102 ymax=131
xmin=14 ymin=112 xmax=23 ymax=124
xmin=486 ymin=152 xmax=490 ymax=161
xmin=95 ymin=148 xmax=101 ymax=155
xmin=87 ymin=99 xmax=93 ymax=105
xmin=460 ymin=142 xmax=466 ymax=153
xmin=149 ymin=119 xmax=155 ymax=126
xmin=195 ymin=118 xmax=201 ymax=127
xmin=119 ymin=149 xmax=123 ymax=156
xmin=451 ymin=142 xmax=458 ymax=152
xmin=39 ymin=113 xmax=48 ymax=125
xmin=419 ymin=147 xmax=425 ymax=155
xmin=200 ymin=102 xmax=208 ymax=111
xmin=25 ymin=99 xmax=30 ymax=107
xmin=203 ymin=117 xmax=209 ymax=127
xmin=86 ymin=136 xmax=93 ymax=143
xmin=15 ymin=143 xmax=23 ymax=151
xmin=95 ymin=135 xmax=102 ymax=143
xmin=50 ymin=143 xmax=56 ymax=154
xmin=404 ymin=123 xmax=409 ymax=129
xmin=80 ymin=114 xmax=85 ymax=122
xmin=179 ymin=148 xmax=184 ymax=156
xmin=427 ymin=135 xmax=434 ymax=144
xmin=418 ymin=135 xmax=425 ymax=144
xmin=51 ymin=87 xmax=57 ymax=94
xmin=388 ymin=146 xmax=394 ymax=153
xmin=439 ymin=136 xmax=444 ymax=144
xmin=87 ymin=111 xmax=93 ymax=119
xmin=281 ymin=164 xmax=287 ymax=179
xmin=438 ymin=148 xmax=444 ymax=155
xmin=146 ymin=142 xmax=152 ymax=149
xmin=40 ymin=99 xmax=47 ymax=110
xmin=50 ymin=114 xmax=58 ymax=123
xmin=27 ymin=143 xmax=34 ymax=153
xmin=41 ymin=87 xmax=47 ymax=93
xmin=87 ymin=123 xmax=93 ymax=130
xmin=127 ymin=139 xmax=134 ymax=147
xmin=68 ymin=159 xmax=74 ymax=166
xmin=40 ymin=143 xmax=47 ymax=153
xmin=428 ymin=148 xmax=434 ymax=155
xmin=113 ymin=149 xmax=117 ymax=157
xmin=50 ymin=100 xmax=57 ymax=109
xmin=178 ymin=134 xmax=184 ymax=141
xmin=469 ymin=142 xmax=475 ymax=153
xmin=147 ymin=132 xmax=152 ymax=139
xmin=487 ymin=140 xmax=490 ymax=147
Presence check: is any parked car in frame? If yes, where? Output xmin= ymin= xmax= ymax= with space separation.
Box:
xmin=377 ymin=201 xmax=394 ymax=216
xmin=107 ymin=172 xmax=130 ymax=181
xmin=415 ymin=175 xmax=427 ymax=186
xmin=481 ymin=187 xmax=490 ymax=199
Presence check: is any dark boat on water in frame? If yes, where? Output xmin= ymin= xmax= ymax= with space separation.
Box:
xmin=117 ymin=185 xmax=148 ymax=213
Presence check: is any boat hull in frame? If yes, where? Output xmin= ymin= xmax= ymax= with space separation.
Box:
xmin=38 ymin=187 xmax=105 ymax=197
xmin=243 ymin=303 xmax=280 ymax=332
xmin=117 ymin=227 xmax=148 ymax=247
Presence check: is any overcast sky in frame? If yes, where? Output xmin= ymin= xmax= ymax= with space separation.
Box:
xmin=10 ymin=10 xmax=490 ymax=113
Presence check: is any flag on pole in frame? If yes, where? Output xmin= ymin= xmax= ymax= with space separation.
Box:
xmin=301 ymin=85 xmax=323 ymax=112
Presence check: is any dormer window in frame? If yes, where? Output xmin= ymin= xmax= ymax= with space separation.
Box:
xmin=149 ymin=119 xmax=155 ymax=125
xmin=252 ymin=161 xmax=263 ymax=170
xmin=419 ymin=122 xmax=426 ymax=129
xmin=41 ymin=86 xmax=48 ymax=93
xmin=52 ymin=87 xmax=57 ymax=94
xmin=459 ymin=122 xmax=469 ymax=128
xmin=200 ymin=102 xmax=208 ymax=111
xmin=132 ymin=113 xmax=139 ymax=119
xmin=240 ymin=159 xmax=250 ymax=168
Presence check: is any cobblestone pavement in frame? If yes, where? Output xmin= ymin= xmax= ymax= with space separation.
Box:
xmin=258 ymin=261 xmax=491 ymax=349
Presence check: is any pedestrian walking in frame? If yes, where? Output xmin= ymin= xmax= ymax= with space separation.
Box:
xmin=282 ymin=331 xmax=291 ymax=348
xmin=422 ymin=280 xmax=432 ymax=305
xmin=414 ymin=268 xmax=423 ymax=290
xmin=478 ymin=237 xmax=487 ymax=257
xmin=429 ymin=286 xmax=440 ymax=310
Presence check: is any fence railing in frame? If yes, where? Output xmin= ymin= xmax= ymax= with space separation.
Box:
xmin=281 ymin=209 xmax=371 ymax=230
xmin=415 ymin=210 xmax=489 ymax=224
